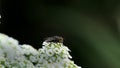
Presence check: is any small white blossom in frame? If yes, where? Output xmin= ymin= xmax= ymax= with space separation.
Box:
xmin=53 ymin=48 xmax=61 ymax=54
xmin=42 ymin=42 xmax=50 ymax=46
xmin=21 ymin=44 xmax=38 ymax=55
xmin=38 ymin=49 xmax=45 ymax=54
xmin=29 ymin=55 xmax=38 ymax=63
xmin=46 ymin=49 xmax=54 ymax=56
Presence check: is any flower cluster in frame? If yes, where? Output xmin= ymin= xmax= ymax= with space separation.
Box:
xmin=0 ymin=33 xmax=81 ymax=68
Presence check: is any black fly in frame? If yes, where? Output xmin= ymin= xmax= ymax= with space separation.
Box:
xmin=44 ymin=36 xmax=63 ymax=43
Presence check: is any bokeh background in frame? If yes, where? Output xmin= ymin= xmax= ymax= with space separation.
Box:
xmin=1 ymin=0 xmax=120 ymax=68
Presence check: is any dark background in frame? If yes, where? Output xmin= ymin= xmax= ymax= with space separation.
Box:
xmin=1 ymin=0 xmax=120 ymax=68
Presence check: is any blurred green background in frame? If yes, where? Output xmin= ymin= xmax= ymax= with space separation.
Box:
xmin=1 ymin=0 xmax=120 ymax=68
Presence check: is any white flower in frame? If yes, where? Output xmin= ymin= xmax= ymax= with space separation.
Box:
xmin=40 ymin=53 xmax=48 ymax=60
xmin=21 ymin=44 xmax=38 ymax=55
xmin=63 ymin=46 xmax=70 ymax=51
xmin=78 ymin=66 xmax=82 ymax=68
xmin=56 ymin=57 xmax=62 ymax=63
xmin=18 ymin=62 xmax=26 ymax=68
xmin=53 ymin=48 xmax=61 ymax=54
xmin=38 ymin=49 xmax=45 ymax=54
xmin=38 ymin=58 xmax=43 ymax=63
xmin=35 ymin=64 xmax=41 ymax=68
xmin=61 ymin=54 xmax=68 ymax=59
xmin=7 ymin=37 xmax=19 ymax=46
xmin=51 ymin=57 xmax=56 ymax=62
xmin=46 ymin=49 xmax=54 ymax=56
xmin=42 ymin=42 xmax=50 ymax=46
xmin=29 ymin=55 xmax=38 ymax=63
xmin=45 ymin=43 xmax=55 ymax=49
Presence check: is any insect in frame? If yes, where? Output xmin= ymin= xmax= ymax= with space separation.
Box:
xmin=44 ymin=36 xmax=63 ymax=43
